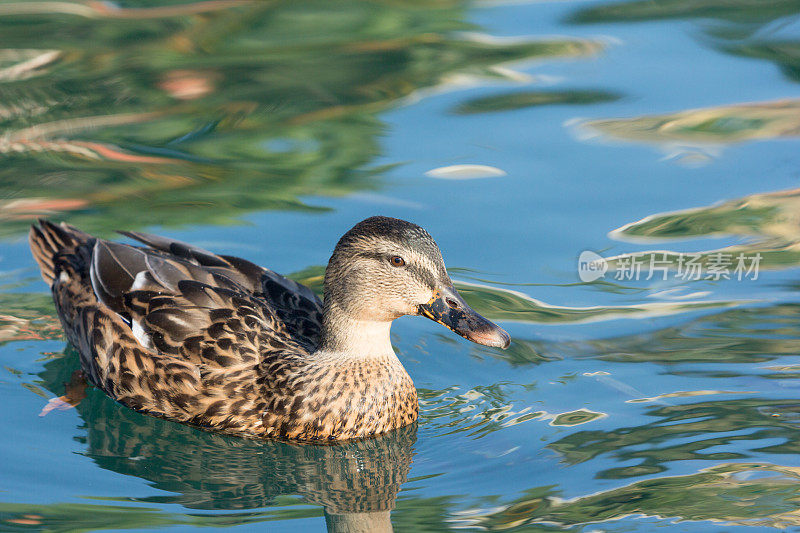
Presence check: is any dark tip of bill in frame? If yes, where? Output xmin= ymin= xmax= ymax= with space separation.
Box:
xmin=468 ymin=326 xmax=511 ymax=349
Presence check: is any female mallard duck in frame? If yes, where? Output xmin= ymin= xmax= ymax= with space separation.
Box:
xmin=29 ymin=216 xmax=509 ymax=441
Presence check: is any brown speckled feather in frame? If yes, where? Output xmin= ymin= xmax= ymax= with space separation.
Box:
xmin=29 ymin=220 xmax=418 ymax=441
xmin=116 ymin=229 xmax=323 ymax=351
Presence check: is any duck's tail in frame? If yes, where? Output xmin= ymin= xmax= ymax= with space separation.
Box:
xmin=29 ymin=219 xmax=92 ymax=285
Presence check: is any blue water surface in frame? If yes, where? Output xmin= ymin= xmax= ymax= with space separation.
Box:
xmin=2 ymin=0 xmax=800 ymax=531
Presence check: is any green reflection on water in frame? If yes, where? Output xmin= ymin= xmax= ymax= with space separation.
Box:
xmin=607 ymin=187 xmax=800 ymax=272
xmin=730 ymin=40 xmax=800 ymax=83
xmin=549 ymin=397 xmax=800 ymax=479
xmin=517 ymin=303 xmax=800 ymax=366
xmin=579 ymin=99 xmax=800 ymax=151
xmin=568 ymin=0 xmax=800 ymax=25
xmin=568 ymin=0 xmax=800 ymax=163
xmin=453 ymin=88 xmax=620 ymax=115
xmin=0 ymin=501 xmax=319 ymax=532
xmin=0 ymin=288 xmax=62 ymax=345
xmin=461 ymin=462 xmax=800 ymax=530
xmin=9 ymin=459 xmax=800 ymax=531
xmin=0 ymin=0 xmax=602 ymax=239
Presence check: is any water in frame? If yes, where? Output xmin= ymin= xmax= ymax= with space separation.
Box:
xmin=1 ymin=0 xmax=800 ymax=531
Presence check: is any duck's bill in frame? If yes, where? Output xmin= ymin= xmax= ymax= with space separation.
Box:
xmin=417 ymin=287 xmax=510 ymax=349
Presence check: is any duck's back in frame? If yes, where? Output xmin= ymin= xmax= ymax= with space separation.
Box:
xmin=29 ymin=220 xmax=323 ymax=436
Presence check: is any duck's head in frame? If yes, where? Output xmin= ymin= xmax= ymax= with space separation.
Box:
xmin=322 ymin=216 xmax=510 ymax=349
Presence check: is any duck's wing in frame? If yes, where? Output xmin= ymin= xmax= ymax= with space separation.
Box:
xmin=118 ymin=231 xmax=322 ymax=350
xmin=90 ymin=240 xmax=311 ymax=364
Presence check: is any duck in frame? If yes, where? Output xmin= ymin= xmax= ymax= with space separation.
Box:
xmin=29 ymin=216 xmax=510 ymax=441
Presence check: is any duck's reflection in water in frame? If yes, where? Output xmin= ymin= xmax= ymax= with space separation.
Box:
xmin=44 ymin=354 xmax=416 ymax=533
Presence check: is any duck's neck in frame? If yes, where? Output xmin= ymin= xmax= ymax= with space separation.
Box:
xmin=318 ymin=302 xmax=395 ymax=358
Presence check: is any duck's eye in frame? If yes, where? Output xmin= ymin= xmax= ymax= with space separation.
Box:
xmin=389 ymin=255 xmax=406 ymax=267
